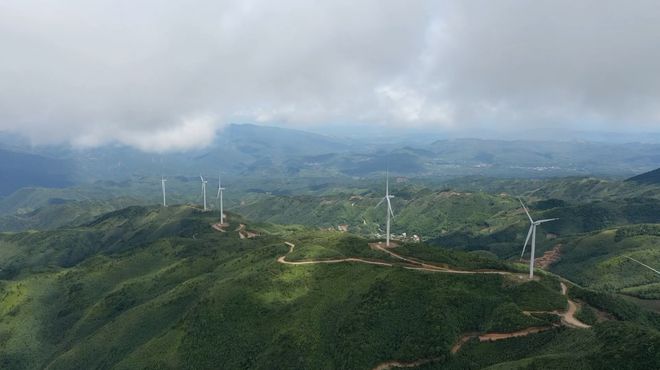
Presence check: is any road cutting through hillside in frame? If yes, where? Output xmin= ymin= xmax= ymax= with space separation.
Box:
xmin=277 ymin=242 xmax=393 ymax=267
xmin=277 ymin=241 xmax=591 ymax=370
xmin=278 ymin=241 xmax=515 ymax=275
xmin=371 ymin=357 xmax=442 ymax=370
xmin=560 ymin=282 xmax=591 ymax=329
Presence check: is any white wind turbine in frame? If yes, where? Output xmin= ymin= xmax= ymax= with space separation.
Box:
xmin=376 ymin=171 xmax=395 ymax=246
xmin=519 ymin=198 xmax=559 ymax=279
xmin=624 ymin=256 xmax=660 ymax=275
xmin=200 ymin=175 xmax=208 ymax=211
xmin=216 ymin=174 xmax=225 ymax=224
xmin=161 ymin=176 xmax=167 ymax=207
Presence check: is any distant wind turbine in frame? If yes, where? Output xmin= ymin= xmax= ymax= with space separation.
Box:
xmin=624 ymin=256 xmax=660 ymax=275
xmin=216 ymin=174 xmax=225 ymax=224
xmin=161 ymin=176 xmax=167 ymax=207
xmin=200 ymin=175 xmax=208 ymax=211
xmin=519 ymin=198 xmax=558 ymax=279
xmin=376 ymin=170 xmax=395 ymax=246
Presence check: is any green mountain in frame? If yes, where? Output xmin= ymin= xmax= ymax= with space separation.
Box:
xmin=627 ymin=167 xmax=660 ymax=184
xmin=234 ymin=182 xmax=660 ymax=242
xmin=3 ymin=125 xmax=660 ymax=192
xmin=549 ymin=225 xmax=660 ymax=300
xmin=232 ymin=179 xmax=660 ymax=305
xmin=1 ymin=205 xmax=657 ymax=369
xmin=0 ymin=198 xmax=143 ymax=232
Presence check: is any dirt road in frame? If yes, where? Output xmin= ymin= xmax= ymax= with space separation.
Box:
xmin=276 ymin=241 xmax=591 ymax=370
xmin=559 ymin=282 xmax=591 ymax=329
xmin=277 ymin=242 xmax=393 ymax=267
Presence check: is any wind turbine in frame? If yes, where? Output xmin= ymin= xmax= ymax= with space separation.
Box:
xmin=200 ymin=175 xmax=208 ymax=211
xmin=216 ymin=174 xmax=225 ymax=224
xmin=376 ymin=171 xmax=395 ymax=246
xmin=519 ymin=198 xmax=558 ymax=279
xmin=624 ymin=256 xmax=660 ymax=275
xmin=161 ymin=176 xmax=167 ymax=207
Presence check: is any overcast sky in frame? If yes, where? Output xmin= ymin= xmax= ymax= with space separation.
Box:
xmin=1 ymin=0 xmax=660 ymax=151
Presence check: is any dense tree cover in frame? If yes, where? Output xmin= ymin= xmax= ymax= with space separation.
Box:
xmin=0 ymin=205 xmax=576 ymax=369
xmin=575 ymin=305 xmax=598 ymax=326
xmin=550 ymin=227 xmax=660 ymax=299
xmin=438 ymin=321 xmax=660 ymax=369
xmin=0 ymin=175 xmax=658 ymax=369
xmin=568 ymin=286 xmax=660 ymax=330
xmin=614 ymin=223 xmax=660 ymax=241
xmin=483 ymin=302 xmax=547 ymax=332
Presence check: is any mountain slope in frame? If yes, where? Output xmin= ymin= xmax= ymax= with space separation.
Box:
xmin=0 ymin=197 xmax=142 ymax=232
xmin=549 ymin=225 xmax=660 ymax=299
xmin=5 ymin=205 xmax=656 ymax=369
xmin=627 ymin=167 xmax=660 ymax=184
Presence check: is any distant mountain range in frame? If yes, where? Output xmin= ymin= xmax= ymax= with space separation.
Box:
xmin=0 ymin=148 xmax=73 ymax=196
xmin=2 ymin=124 xmax=660 ymax=196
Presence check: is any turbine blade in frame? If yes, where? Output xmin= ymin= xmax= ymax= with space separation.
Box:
xmin=376 ymin=197 xmax=385 ymax=207
xmin=519 ymin=198 xmax=533 ymax=222
xmin=537 ymin=218 xmax=559 ymax=223
xmin=387 ymin=202 xmax=394 ymax=218
xmin=216 ymin=188 xmax=221 ymax=198
xmin=521 ymin=225 xmax=533 ymax=258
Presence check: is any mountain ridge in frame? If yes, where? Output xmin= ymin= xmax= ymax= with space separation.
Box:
xmin=627 ymin=167 xmax=660 ymax=184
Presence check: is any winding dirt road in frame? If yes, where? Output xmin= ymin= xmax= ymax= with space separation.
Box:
xmin=371 ymin=358 xmax=441 ymax=370
xmin=277 ymin=242 xmax=393 ymax=267
xmin=372 ymin=243 xmax=511 ymax=275
xmin=559 ymin=282 xmax=591 ymax=329
xmin=276 ymin=241 xmax=591 ymax=370
xmin=278 ymin=241 xmax=517 ymax=276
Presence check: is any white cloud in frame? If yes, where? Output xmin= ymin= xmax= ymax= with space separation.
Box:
xmin=70 ymin=114 xmax=219 ymax=152
xmin=1 ymin=0 xmax=660 ymax=151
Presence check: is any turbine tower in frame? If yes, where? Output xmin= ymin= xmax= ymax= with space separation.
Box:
xmin=216 ymin=174 xmax=226 ymax=224
xmin=376 ymin=171 xmax=395 ymax=246
xmin=519 ymin=198 xmax=558 ymax=279
xmin=624 ymin=256 xmax=660 ymax=275
xmin=200 ymin=175 xmax=208 ymax=211
xmin=161 ymin=176 xmax=167 ymax=207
